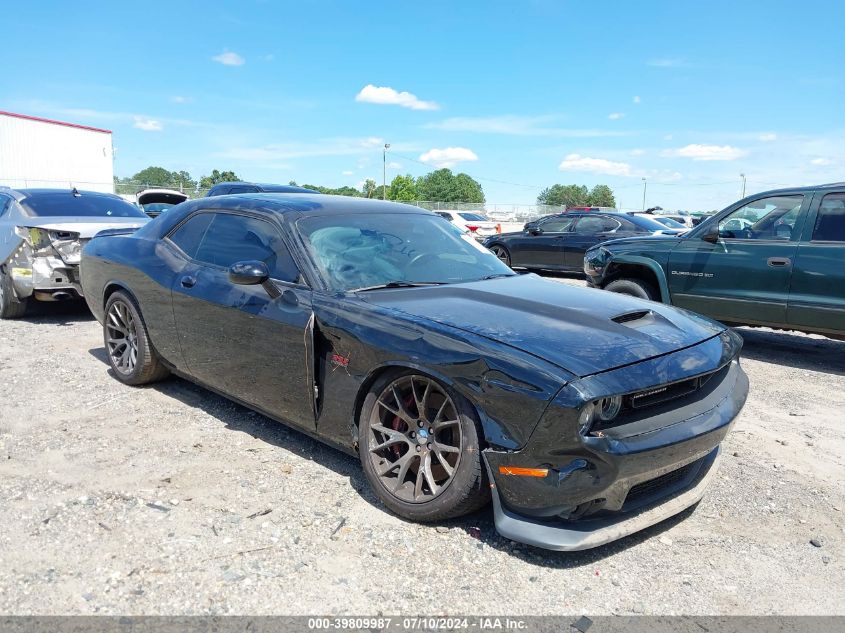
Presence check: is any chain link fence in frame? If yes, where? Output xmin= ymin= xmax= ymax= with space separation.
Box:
xmin=2 ymin=178 xmax=567 ymax=222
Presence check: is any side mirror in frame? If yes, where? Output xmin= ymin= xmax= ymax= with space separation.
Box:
xmin=528 ymin=227 xmax=543 ymax=235
xmin=702 ymin=228 xmax=720 ymax=244
xmin=229 ymin=260 xmax=269 ymax=285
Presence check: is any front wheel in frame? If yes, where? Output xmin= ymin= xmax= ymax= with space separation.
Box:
xmin=604 ymin=277 xmax=658 ymax=301
xmin=489 ymin=244 xmax=511 ymax=267
xmin=358 ymin=371 xmax=489 ymax=522
xmin=103 ymin=291 xmax=170 ymax=385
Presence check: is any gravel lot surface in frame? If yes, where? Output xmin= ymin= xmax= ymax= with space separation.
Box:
xmin=1 ymin=275 xmax=843 ymax=615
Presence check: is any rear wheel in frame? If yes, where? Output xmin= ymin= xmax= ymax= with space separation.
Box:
xmin=0 ymin=266 xmax=27 ymax=319
xmin=489 ymin=244 xmax=511 ymax=267
xmin=103 ymin=291 xmax=170 ymax=385
xmin=605 ymin=277 xmax=658 ymax=301
xmin=358 ymin=371 xmax=489 ymax=522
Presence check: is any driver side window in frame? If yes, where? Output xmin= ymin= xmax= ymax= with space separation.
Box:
xmin=717 ymin=195 xmax=804 ymax=241
xmin=538 ymin=216 xmax=575 ymax=232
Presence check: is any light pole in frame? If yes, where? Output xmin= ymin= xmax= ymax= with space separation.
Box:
xmin=740 ymin=173 xmax=746 ymax=199
xmin=383 ymin=143 xmax=390 ymax=200
xmin=641 ymin=177 xmax=647 ymax=211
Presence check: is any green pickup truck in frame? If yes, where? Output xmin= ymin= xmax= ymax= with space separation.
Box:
xmin=584 ymin=183 xmax=845 ymax=340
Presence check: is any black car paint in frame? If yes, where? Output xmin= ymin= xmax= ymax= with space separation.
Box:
xmin=486 ymin=212 xmax=675 ymax=272
xmin=81 ymin=194 xmax=747 ymax=540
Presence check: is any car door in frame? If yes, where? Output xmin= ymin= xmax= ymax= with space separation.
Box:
xmin=512 ymin=214 xmax=577 ymax=268
xmin=166 ymin=210 xmax=315 ymax=430
xmin=786 ymin=191 xmax=845 ymax=335
xmin=565 ymin=215 xmax=625 ymax=269
xmin=667 ymin=193 xmax=808 ymax=325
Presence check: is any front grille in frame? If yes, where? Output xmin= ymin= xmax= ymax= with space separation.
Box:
xmin=625 ymin=463 xmax=694 ymax=505
xmin=626 ymin=365 xmax=723 ymax=410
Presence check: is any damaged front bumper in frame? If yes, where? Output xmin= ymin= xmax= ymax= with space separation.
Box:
xmin=482 ymin=335 xmax=749 ymax=551
xmin=5 ymin=228 xmax=86 ymax=301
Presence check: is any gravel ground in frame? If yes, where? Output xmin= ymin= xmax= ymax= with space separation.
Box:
xmin=0 ymin=277 xmax=843 ymax=615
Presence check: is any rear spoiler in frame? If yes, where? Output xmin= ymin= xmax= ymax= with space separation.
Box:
xmin=92 ymin=227 xmax=140 ymax=239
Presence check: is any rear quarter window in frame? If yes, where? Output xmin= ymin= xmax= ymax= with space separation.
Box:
xmin=812 ymin=193 xmax=845 ymax=242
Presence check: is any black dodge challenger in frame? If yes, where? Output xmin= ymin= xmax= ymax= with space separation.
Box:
xmin=80 ymin=194 xmax=748 ymax=551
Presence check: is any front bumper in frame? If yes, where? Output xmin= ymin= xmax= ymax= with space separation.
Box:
xmin=486 ymin=447 xmax=720 ymax=551
xmin=483 ymin=337 xmax=748 ymax=551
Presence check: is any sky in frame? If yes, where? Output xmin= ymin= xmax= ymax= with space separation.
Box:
xmin=2 ymin=0 xmax=843 ymax=210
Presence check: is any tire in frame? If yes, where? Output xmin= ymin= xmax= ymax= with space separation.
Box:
xmin=103 ymin=290 xmax=170 ymax=385
xmin=0 ymin=266 xmax=28 ymax=319
xmin=489 ymin=244 xmax=511 ymax=268
xmin=358 ymin=370 xmax=489 ymax=522
xmin=605 ymin=277 xmax=658 ymax=301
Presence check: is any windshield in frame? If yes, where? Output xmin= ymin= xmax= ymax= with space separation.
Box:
xmin=628 ymin=214 xmax=678 ymax=231
xmin=654 ymin=217 xmax=685 ymax=228
xmin=23 ymin=193 xmax=148 ymax=218
xmin=142 ymin=203 xmax=176 ymax=214
xmin=298 ymin=213 xmax=514 ymax=291
xmin=458 ymin=212 xmax=487 ymax=221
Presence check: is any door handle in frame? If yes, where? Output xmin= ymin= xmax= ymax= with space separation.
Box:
xmin=767 ymin=257 xmax=791 ymax=268
xmin=180 ymin=275 xmax=197 ymax=288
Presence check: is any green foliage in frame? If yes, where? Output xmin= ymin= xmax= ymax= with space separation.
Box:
xmin=199 ymin=169 xmax=240 ymax=189
xmin=415 ymin=169 xmax=485 ymax=203
xmin=361 ymin=179 xmax=378 ymax=198
xmin=537 ymin=183 xmax=616 ymax=208
xmin=388 ymin=174 xmax=418 ymax=201
xmin=132 ymin=166 xmax=175 ymax=188
xmin=588 ymin=184 xmax=616 ymax=207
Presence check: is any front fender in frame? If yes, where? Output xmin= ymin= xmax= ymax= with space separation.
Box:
xmin=607 ymin=254 xmax=671 ymax=304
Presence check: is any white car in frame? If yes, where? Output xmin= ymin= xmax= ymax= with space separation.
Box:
xmin=0 ymin=187 xmax=149 ymax=317
xmin=136 ymin=188 xmax=189 ymax=218
xmin=435 ymin=210 xmax=499 ymax=241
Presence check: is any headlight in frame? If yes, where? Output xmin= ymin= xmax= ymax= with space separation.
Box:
xmin=15 ymin=226 xmax=51 ymax=250
xmin=578 ymin=402 xmax=595 ymax=435
xmin=596 ymin=395 xmax=622 ymax=421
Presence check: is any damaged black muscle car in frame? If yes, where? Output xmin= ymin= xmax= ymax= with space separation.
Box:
xmin=80 ymin=193 xmax=748 ymax=551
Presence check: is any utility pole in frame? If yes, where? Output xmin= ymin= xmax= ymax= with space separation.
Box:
xmin=383 ymin=143 xmax=390 ymax=200
xmin=641 ymin=177 xmax=647 ymax=211
xmin=740 ymin=173 xmax=746 ymax=199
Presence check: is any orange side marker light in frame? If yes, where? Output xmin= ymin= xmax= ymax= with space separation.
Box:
xmin=498 ymin=466 xmax=549 ymax=477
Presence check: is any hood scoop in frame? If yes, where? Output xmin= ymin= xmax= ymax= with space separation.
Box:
xmin=612 ymin=310 xmax=654 ymax=326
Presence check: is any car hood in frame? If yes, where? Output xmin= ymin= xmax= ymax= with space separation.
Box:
xmin=20 ymin=216 xmax=149 ymax=238
xmin=360 ymin=274 xmax=724 ymax=377
xmin=596 ymin=234 xmax=686 ymax=250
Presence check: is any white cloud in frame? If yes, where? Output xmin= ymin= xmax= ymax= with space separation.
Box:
xmin=759 ymin=133 xmax=777 ymax=142
xmin=171 ymin=96 xmax=192 ymax=104
xmin=262 ymin=54 xmax=275 ymax=62
xmin=386 ymin=161 xmax=402 ymax=169
xmin=355 ymin=84 xmax=439 ymax=110
xmin=419 ymin=147 xmax=478 ymax=168
xmin=810 ymin=157 xmax=833 ymax=166
xmin=133 ymin=116 xmax=162 ymax=131
xmin=629 ymin=149 xmax=646 ymax=156
xmin=663 ymin=144 xmax=747 ymax=161
xmin=559 ymin=154 xmax=631 ymax=177
xmin=663 ymin=134 xmax=674 ymax=141
xmin=633 ymin=96 xmax=641 ymax=104
xmin=212 ymin=51 xmax=245 ymax=66
xmin=608 ymin=112 xmax=625 ymax=120
xmin=341 ymin=170 xmax=354 ymax=176
xmin=647 ymin=58 xmax=688 ymax=68
xmin=427 ymin=115 xmax=629 ymax=138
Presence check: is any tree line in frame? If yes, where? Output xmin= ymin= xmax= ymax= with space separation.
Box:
xmin=537 ymin=184 xmax=616 ymax=208
xmin=116 ymin=166 xmax=485 ymax=203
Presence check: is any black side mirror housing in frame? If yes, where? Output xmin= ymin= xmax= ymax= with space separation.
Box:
xmin=702 ymin=228 xmax=720 ymax=244
xmin=229 ymin=260 xmax=270 ymax=285
xmin=528 ymin=227 xmax=543 ymax=235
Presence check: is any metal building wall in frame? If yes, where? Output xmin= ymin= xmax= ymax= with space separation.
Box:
xmin=0 ymin=112 xmax=114 ymax=193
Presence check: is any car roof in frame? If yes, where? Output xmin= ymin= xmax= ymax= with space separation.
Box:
xmin=750 ymin=182 xmax=845 ymax=197
xmin=197 ymin=193 xmax=436 ymax=217
xmin=208 ymin=181 xmax=319 ymax=194
xmin=8 ymin=188 xmax=124 ymax=201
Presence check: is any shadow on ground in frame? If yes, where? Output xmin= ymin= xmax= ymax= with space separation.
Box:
xmin=87 ymin=342 xmax=700 ymax=567
xmin=737 ymin=327 xmax=845 ymax=377
xmin=19 ymin=299 xmax=94 ymax=325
